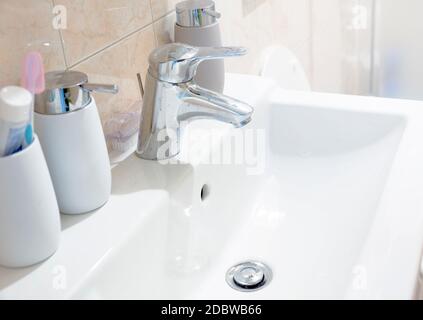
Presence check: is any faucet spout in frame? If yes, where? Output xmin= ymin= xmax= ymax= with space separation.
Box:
xmin=136 ymin=43 xmax=254 ymax=161
xmin=179 ymin=83 xmax=254 ymax=128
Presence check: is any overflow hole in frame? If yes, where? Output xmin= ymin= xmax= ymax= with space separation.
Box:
xmin=200 ymin=184 xmax=211 ymax=202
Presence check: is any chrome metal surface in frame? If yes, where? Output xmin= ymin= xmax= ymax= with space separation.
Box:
xmin=234 ymin=266 xmax=264 ymax=287
xmin=35 ymin=71 xmax=118 ymax=115
xmin=176 ymin=0 xmax=221 ymax=27
xmin=148 ymin=43 xmax=247 ymax=84
xmin=82 ymin=83 xmax=118 ymax=94
xmin=226 ymin=261 xmax=273 ymax=292
xmin=136 ymin=43 xmax=254 ymax=160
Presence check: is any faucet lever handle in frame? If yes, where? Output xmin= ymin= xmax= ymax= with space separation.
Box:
xmin=194 ymin=46 xmax=247 ymax=62
xmin=148 ymin=43 xmax=247 ymax=83
xmin=82 ymin=83 xmax=119 ymax=94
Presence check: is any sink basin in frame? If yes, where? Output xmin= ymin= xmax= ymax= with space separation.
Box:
xmin=1 ymin=74 xmax=423 ymax=300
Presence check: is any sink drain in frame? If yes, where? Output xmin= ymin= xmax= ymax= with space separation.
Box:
xmin=226 ymin=261 xmax=272 ymax=292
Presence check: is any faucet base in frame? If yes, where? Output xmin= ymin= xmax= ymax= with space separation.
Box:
xmin=135 ymin=151 xmax=181 ymax=162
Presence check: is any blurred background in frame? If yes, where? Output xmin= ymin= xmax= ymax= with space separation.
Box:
xmin=0 ymin=0 xmax=422 ymax=125
xmin=373 ymin=0 xmax=423 ymax=100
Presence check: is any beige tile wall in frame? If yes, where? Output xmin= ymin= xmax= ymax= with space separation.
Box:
xmin=0 ymin=0 xmax=65 ymax=87
xmin=0 ymin=0 xmax=374 ymax=127
xmin=55 ymin=0 xmax=153 ymax=66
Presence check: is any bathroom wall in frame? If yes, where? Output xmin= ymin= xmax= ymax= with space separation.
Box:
xmin=0 ymin=0 xmax=374 ymax=127
xmin=311 ymin=0 xmax=374 ymax=95
xmin=372 ymin=0 xmax=423 ymax=100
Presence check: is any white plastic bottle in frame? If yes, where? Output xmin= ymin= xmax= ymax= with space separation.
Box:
xmin=175 ymin=0 xmax=225 ymax=93
xmin=34 ymin=71 xmax=117 ymax=215
xmin=0 ymin=86 xmax=32 ymax=157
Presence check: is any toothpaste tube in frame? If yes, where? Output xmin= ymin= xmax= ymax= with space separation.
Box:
xmin=0 ymin=86 xmax=33 ymax=157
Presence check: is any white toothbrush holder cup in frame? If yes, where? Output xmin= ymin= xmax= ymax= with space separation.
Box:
xmin=0 ymin=135 xmax=61 ymax=268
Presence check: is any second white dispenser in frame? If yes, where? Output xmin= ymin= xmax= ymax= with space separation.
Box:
xmin=34 ymin=71 xmax=118 ymax=215
xmin=175 ymin=0 xmax=225 ymax=93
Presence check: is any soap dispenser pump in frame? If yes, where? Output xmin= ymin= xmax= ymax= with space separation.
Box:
xmin=34 ymin=71 xmax=118 ymax=215
xmin=175 ymin=0 xmax=225 ymax=93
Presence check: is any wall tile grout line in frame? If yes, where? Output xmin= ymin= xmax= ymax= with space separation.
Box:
xmin=69 ymin=6 xmax=177 ymax=69
xmin=0 ymin=0 xmax=373 ymax=100
xmin=152 ymin=9 xmax=176 ymax=24
xmin=59 ymin=31 xmax=69 ymax=69
xmin=51 ymin=0 xmax=69 ymax=69
xmin=149 ymin=0 xmax=159 ymax=48
xmin=68 ymin=22 xmax=154 ymax=69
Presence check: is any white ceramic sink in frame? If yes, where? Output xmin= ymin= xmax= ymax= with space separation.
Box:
xmin=1 ymin=74 xmax=423 ymax=300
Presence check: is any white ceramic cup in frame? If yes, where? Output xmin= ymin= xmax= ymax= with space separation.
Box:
xmin=0 ymin=135 xmax=61 ymax=268
xmin=34 ymin=98 xmax=111 ymax=215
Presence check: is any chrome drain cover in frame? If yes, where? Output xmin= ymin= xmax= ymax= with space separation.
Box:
xmin=226 ymin=261 xmax=272 ymax=292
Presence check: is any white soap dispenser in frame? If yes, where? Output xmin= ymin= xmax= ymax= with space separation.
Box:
xmin=175 ymin=0 xmax=225 ymax=93
xmin=34 ymin=71 xmax=118 ymax=215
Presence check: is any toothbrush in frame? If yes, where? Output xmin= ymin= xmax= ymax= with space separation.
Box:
xmin=21 ymin=51 xmax=45 ymax=147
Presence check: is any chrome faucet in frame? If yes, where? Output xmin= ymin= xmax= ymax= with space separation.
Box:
xmin=136 ymin=43 xmax=254 ymax=161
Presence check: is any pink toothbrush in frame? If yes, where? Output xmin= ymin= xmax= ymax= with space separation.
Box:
xmin=21 ymin=52 xmax=45 ymax=95
xmin=21 ymin=52 xmax=45 ymax=147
